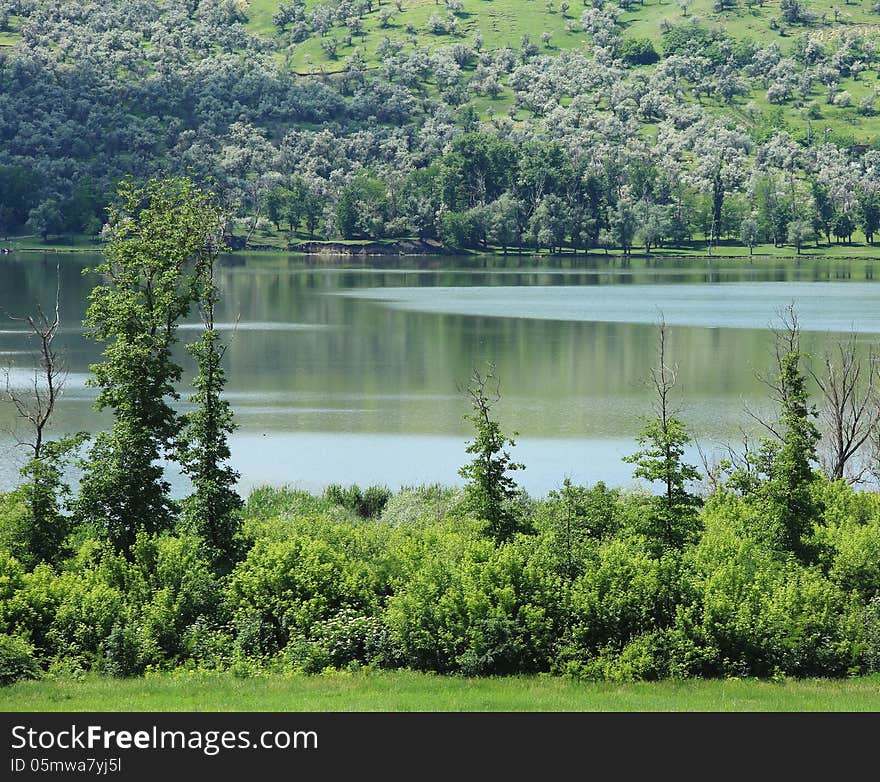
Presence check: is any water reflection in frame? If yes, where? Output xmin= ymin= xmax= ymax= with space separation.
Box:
xmin=1 ymin=252 xmax=878 ymax=495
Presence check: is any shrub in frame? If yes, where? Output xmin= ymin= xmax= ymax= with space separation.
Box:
xmin=0 ymin=633 xmax=39 ymax=686
xmin=227 ymin=518 xmax=386 ymax=659
xmin=565 ymin=534 xmax=685 ymax=659
xmin=386 ymin=537 xmax=562 ymax=674
xmin=684 ymin=507 xmax=851 ymax=677
xmin=324 ymin=484 xmax=392 ymax=519
xmin=380 ymin=484 xmax=462 ymax=528
xmin=620 ymin=38 xmax=659 ymax=65
xmin=284 ymin=608 xmax=400 ymax=672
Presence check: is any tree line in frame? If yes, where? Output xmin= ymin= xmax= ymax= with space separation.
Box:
xmin=1 ymin=2 xmax=879 ymax=254
xmin=3 ymin=177 xmax=880 ymax=684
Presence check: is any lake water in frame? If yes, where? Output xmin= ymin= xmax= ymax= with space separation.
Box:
xmin=1 ymin=252 xmax=879 ymax=497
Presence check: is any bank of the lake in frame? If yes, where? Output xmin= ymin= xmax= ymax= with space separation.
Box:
xmin=5 ymin=233 xmax=880 ymax=261
xmin=3 ymin=671 xmax=880 ymax=712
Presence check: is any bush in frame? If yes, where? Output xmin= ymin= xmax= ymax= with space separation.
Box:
xmin=324 ymin=484 xmax=392 ymax=519
xmin=661 ymin=24 xmax=728 ymax=64
xmin=0 ymin=633 xmax=39 ymax=686
xmin=227 ymin=517 xmax=388 ymax=660
xmin=565 ymin=534 xmax=685 ymax=660
xmin=620 ymin=38 xmax=659 ymax=65
xmin=386 ymin=537 xmax=562 ymax=674
xmin=380 ymin=484 xmax=462 ymax=528
xmin=683 ymin=505 xmax=852 ymax=677
xmin=284 ymin=608 xmax=401 ymax=672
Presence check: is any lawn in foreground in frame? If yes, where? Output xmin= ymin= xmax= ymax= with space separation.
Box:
xmin=3 ymin=671 xmax=880 ymax=711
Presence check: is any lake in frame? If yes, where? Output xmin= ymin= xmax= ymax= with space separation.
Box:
xmin=1 ymin=251 xmax=878 ymax=497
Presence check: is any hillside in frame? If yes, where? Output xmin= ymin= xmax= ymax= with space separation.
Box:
xmin=244 ymin=0 xmax=880 ymax=145
xmin=0 ymin=0 xmax=878 ymax=253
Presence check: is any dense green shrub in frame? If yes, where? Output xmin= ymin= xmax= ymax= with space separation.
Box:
xmin=2 ymin=484 xmax=880 ymax=680
xmin=620 ymin=38 xmax=659 ymax=65
xmin=0 ymin=633 xmax=39 ymax=686
xmin=813 ymin=481 xmax=880 ymax=599
xmin=324 ymin=484 xmax=392 ymax=519
xmin=564 ymin=534 xmax=686 ymax=662
xmin=386 ymin=536 xmax=562 ymax=674
xmin=227 ymin=515 xmax=390 ymax=659
xmin=682 ymin=504 xmax=853 ymax=677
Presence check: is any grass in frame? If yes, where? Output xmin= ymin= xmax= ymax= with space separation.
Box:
xmin=245 ymin=0 xmax=586 ymax=72
xmin=243 ymin=0 xmax=880 ymax=143
xmin=0 ymin=234 xmax=105 ymax=252
xmin=2 ymin=671 xmax=880 ymax=711
xmin=6 ymin=230 xmax=880 ymax=260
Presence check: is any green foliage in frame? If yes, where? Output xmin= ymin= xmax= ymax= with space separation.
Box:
xmin=76 ymin=177 xmax=224 ymax=553
xmin=0 ymin=165 xmax=40 ymax=233
xmin=4 ymin=435 xmax=88 ymax=569
xmin=324 ymin=484 xmax=392 ymax=519
xmin=683 ymin=506 xmax=852 ymax=677
xmin=619 ymin=38 xmax=659 ymax=66
xmin=563 ymin=535 xmax=685 ymax=668
xmin=661 ymin=24 xmax=729 ymax=64
xmin=335 ymin=173 xmax=389 ymax=239
xmin=762 ymin=343 xmax=822 ymax=557
xmin=624 ymin=416 xmax=702 ymax=548
xmin=0 ymin=633 xmax=39 ymax=686
xmin=379 ymin=484 xmax=463 ymax=528
xmin=533 ymin=480 xmax=620 ymax=579
xmin=177 ymin=249 xmax=243 ymax=575
xmin=458 ymin=366 xmax=525 ymax=542
xmin=386 ymin=536 xmax=561 ymax=674
xmin=227 ymin=517 xmax=391 ymax=659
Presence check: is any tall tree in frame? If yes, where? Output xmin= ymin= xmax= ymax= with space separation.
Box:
xmin=744 ymin=307 xmax=821 ymax=559
xmin=177 ymin=249 xmax=243 ymax=574
xmin=76 ymin=178 xmax=223 ymax=553
xmin=458 ymin=364 xmax=524 ymax=542
xmin=624 ymin=318 xmax=701 ymax=548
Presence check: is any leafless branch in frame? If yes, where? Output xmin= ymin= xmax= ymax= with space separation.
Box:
xmin=0 ymin=265 xmax=67 ymax=459
xmin=810 ymin=335 xmax=880 ymax=483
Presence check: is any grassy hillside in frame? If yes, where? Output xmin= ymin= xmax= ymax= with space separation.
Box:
xmin=241 ymin=0 xmax=880 ymax=142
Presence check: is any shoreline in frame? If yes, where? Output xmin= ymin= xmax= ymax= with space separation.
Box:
xmin=3 ymin=240 xmax=880 ymax=263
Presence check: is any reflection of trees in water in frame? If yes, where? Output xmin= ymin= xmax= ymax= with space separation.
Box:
xmin=2 ymin=253 xmax=879 ymax=450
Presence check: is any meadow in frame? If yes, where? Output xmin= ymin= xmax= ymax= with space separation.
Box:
xmin=3 ymin=670 xmax=880 ymax=711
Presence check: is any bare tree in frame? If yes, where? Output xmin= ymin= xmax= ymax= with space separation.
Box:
xmin=810 ymin=336 xmax=880 ymax=483
xmin=2 ymin=267 xmax=66 ymax=460
xmin=746 ymin=303 xmax=804 ymax=441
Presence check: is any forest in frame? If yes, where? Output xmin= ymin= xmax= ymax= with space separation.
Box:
xmin=2 ymin=177 xmax=880 ymax=686
xmin=0 ymin=0 xmax=879 ymax=253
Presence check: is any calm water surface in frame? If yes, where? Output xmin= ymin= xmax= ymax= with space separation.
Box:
xmin=1 ymin=252 xmax=878 ymax=496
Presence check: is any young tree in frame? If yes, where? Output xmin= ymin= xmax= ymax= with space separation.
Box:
xmin=740 ymin=214 xmax=761 ymax=255
xmin=176 ymin=249 xmax=243 ymax=574
xmin=745 ymin=307 xmax=821 ymax=558
xmin=2 ymin=272 xmax=86 ymax=567
xmin=624 ymin=319 xmax=702 ymax=548
xmin=76 ymin=178 xmax=224 ymax=553
xmin=458 ymin=364 xmax=525 ymax=542
xmin=787 ymin=218 xmax=814 ymax=254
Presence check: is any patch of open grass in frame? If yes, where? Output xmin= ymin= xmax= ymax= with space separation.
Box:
xmin=0 ymin=234 xmax=105 ymax=252
xmin=3 ymin=670 xmax=880 ymax=711
xmin=245 ymin=0 xmax=587 ymax=72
